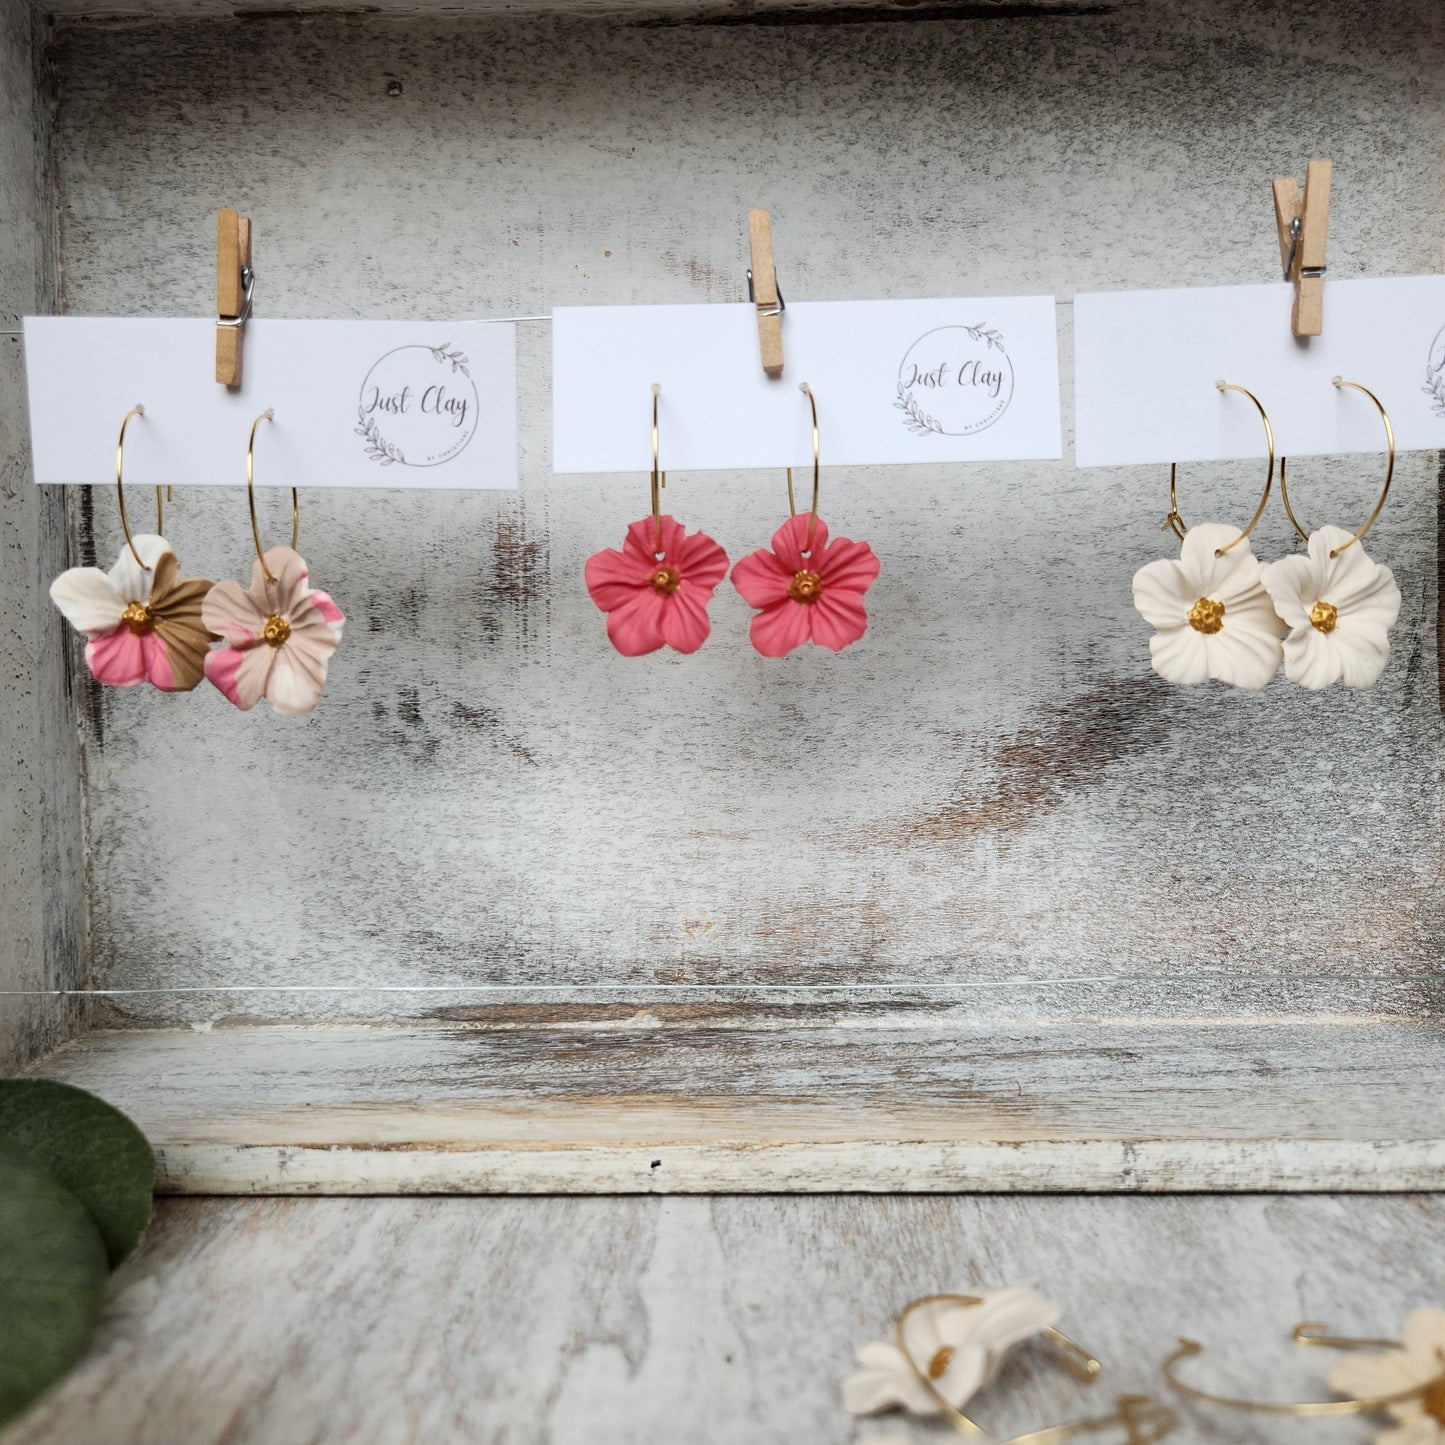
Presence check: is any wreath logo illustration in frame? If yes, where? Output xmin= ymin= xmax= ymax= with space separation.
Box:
xmin=356 ymin=343 xmax=476 ymax=468
xmin=896 ymin=324 xmax=1012 ymax=438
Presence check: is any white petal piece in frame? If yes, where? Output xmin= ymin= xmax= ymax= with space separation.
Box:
xmin=1132 ymin=523 xmax=1285 ymax=690
xmin=106 ymin=533 xmax=173 ymax=605
xmin=842 ymin=1284 xmax=1060 ymax=1419
xmin=49 ymin=566 xmax=125 ymax=636
xmin=1261 ymin=526 xmax=1402 ymax=691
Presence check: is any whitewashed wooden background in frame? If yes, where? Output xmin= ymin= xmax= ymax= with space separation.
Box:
xmin=38 ymin=0 xmax=1445 ymax=1027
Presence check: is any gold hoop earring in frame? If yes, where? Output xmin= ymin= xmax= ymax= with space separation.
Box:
xmin=1161 ymin=382 xmax=1275 ymax=554
xmin=1163 ymin=1320 xmax=1445 ymax=1420
xmin=245 ymin=408 xmax=299 ymax=584
xmin=1278 ymin=377 xmax=1395 ymax=558
xmin=1132 ymin=381 xmax=1285 ymax=691
xmin=844 ymin=1288 xmax=1177 ymax=1445
xmin=784 ymin=380 xmax=821 ymax=552
xmin=114 ymin=404 xmax=169 ymax=571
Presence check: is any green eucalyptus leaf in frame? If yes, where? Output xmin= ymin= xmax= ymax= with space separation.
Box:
xmin=0 ymin=1080 xmax=154 ymax=1268
xmin=0 ymin=1146 xmax=110 ymax=1429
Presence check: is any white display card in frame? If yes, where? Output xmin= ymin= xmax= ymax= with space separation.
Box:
xmin=1074 ymin=276 xmax=1445 ymax=467
xmin=551 ymin=297 xmax=1062 ymax=473
xmin=24 ymin=318 xmax=518 ymax=489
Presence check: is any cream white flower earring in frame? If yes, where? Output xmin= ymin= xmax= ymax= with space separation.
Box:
xmin=1164 ymin=1313 xmax=1445 ymax=1438
xmin=843 ymin=1284 xmax=1177 ymax=1442
xmin=1132 ymin=382 xmax=1285 ymax=690
xmin=1260 ymin=378 xmax=1402 ymax=691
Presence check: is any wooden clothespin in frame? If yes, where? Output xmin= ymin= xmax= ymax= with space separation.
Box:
xmin=1272 ymin=159 xmax=1331 ymax=337
xmin=746 ymin=209 xmax=784 ymax=378
xmin=215 ymin=207 xmax=254 ymax=387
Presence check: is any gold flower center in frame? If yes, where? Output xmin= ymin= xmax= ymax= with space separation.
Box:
xmin=928 ymin=1346 xmax=954 ymax=1380
xmin=1310 ymin=600 xmax=1339 ymax=634
xmin=120 ymin=600 xmax=155 ymax=635
xmin=1187 ymin=597 xmax=1225 ymax=634
xmin=262 ymin=613 xmax=291 ymax=648
xmin=789 ymin=570 xmax=824 ymax=605
xmin=649 ymin=566 xmax=681 ymax=596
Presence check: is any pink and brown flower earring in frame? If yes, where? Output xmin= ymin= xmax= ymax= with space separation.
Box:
xmin=584 ymin=384 xmax=729 ymax=656
xmin=49 ymin=404 xmax=217 ymax=692
xmin=732 ymin=383 xmax=880 ymax=656
xmin=201 ymin=410 xmax=345 ymax=716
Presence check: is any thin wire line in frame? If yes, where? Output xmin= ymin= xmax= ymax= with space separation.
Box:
xmin=0 ymin=301 xmax=1082 ymax=338
xmin=0 ymin=313 xmax=554 ymax=337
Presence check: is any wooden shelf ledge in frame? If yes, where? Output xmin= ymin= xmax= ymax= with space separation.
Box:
xmin=25 ymin=1020 xmax=1445 ymax=1194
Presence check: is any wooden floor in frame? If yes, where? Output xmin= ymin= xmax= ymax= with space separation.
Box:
xmin=7 ymin=1193 xmax=1441 ymax=1444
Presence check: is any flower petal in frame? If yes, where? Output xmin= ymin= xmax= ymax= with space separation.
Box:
xmin=623 ymin=514 xmax=683 ymax=569
xmin=605 ymin=588 xmax=667 ymax=656
xmin=1178 ymin=523 xmax=1255 ymax=598
xmin=585 ymin=547 xmax=649 ymax=613
xmin=84 ymin=628 xmax=147 ymax=687
xmin=308 ymin=589 xmax=346 ymax=637
xmin=1205 ymin=623 xmax=1282 ymax=690
xmin=749 ymin=599 xmax=812 ymax=657
xmin=658 ymin=584 xmax=712 ymax=654
xmin=1260 ymin=554 xmax=1316 ymax=630
xmin=809 ymin=589 xmax=869 ymax=652
xmin=107 ymin=534 xmax=172 ymax=604
xmin=205 ymin=645 xmax=269 ymax=710
xmin=1399 ymin=1309 xmax=1445 ymax=1355
xmin=138 ymin=631 xmax=176 ymax=690
xmin=1331 ymin=622 xmax=1392 ymax=690
xmin=816 ymin=535 xmax=880 ymax=596
xmin=259 ymin=547 xmax=314 ymax=617
xmin=674 ymin=528 xmax=729 ymax=590
xmin=1148 ymin=625 xmax=1209 ymax=685
xmin=772 ymin=512 xmax=830 ymax=572
xmin=202 ymin=579 xmax=268 ymax=648
xmin=731 ymin=547 xmax=794 ymax=609
xmin=50 ymin=568 xmax=125 ymax=636
xmin=1282 ymin=626 xmax=1342 ymax=690
xmin=842 ymin=1342 xmax=938 ymax=1417
xmin=266 ymin=643 xmax=329 ymax=716
xmin=1132 ymin=558 xmax=1193 ymax=629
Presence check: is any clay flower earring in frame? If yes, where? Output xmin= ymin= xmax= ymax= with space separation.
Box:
xmin=48 ymin=404 xmax=216 ymax=692
xmin=1260 ymin=379 xmax=1402 ymax=690
xmin=584 ymin=385 xmax=729 ymax=655
xmin=732 ymin=382 xmax=880 ymax=656
xmin=201 ymin=411 xmax=345 ymax=716
xmin=1131 ymin=382 xmax=1285 ymax=689
xmin=846 ymin=1284 xmax=1176 ymax=1441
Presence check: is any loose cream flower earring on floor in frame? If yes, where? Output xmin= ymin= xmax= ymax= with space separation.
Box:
xmin=201 ymin=410 xmax=345 ymax=716
xmin=584 ymin=384 xmax=729 ymax=656
xmin=843 ymin=1284 xmax=1177 ymax=1442
xmin=732 ymin=382 xmax=880 ymax=655
xmin=1131 ymin=382 xmax=1285 ymax=690
xmin=49 ymin=404 xmax=216 ymax=692
xmin=1164 ymin=1313 xmax=1445 ymax=1440
xmin=1260 ymin=378 xmax=1402 ymax=690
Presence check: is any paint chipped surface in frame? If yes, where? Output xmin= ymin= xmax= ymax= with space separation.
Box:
xmin=43 ymin=0 xmax=1445 ymax=1025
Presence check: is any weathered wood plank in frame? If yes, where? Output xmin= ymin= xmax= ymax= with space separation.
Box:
xmin=41 ymin=0 xmax=1445 ymax=1028
xmin=10 ymin=1191 xmax=1445 ymax=1443
xmin=26 ymin=1022 xmax=1445 ymax=1191
xmin=0 ymin=0 xmax=87 ymax=1069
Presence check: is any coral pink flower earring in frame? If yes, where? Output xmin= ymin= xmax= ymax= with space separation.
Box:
xmin=584 ymin=384 xmax=729 ymax=656
xmin=201 ymin=410 xmax=345 ymax=716
xmin=49 ymin=404 xmax=217 ymax=692
xmin=732 ymin=383 xmax=880 ymax=656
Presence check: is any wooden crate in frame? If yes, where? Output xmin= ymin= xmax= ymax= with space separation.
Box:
xmin=4 ymin=0 xmax=1443 ymax=1192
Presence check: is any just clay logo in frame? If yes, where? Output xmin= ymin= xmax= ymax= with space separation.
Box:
xmin=356 ymin=343 xmax=479 ymax=467
xmin=895 ymin=323 xmax=1014 ymax=438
